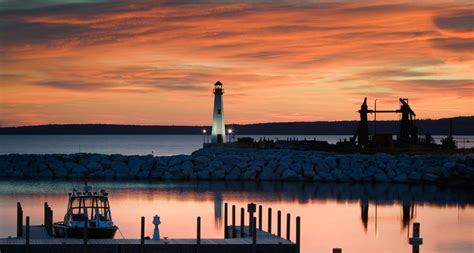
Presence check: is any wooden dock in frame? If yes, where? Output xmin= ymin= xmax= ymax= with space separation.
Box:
xmin=0 ymin=202 xmax=299 ymax=253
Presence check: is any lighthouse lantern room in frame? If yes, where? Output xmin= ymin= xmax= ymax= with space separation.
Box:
xmin=211 ymin=81 xmax=226 ymax=143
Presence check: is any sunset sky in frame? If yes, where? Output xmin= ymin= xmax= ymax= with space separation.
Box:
xmin=0 ymin=0 xmax=473 ymax=126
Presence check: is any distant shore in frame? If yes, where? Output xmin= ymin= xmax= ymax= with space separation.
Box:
xmin=1 ymin=147 xmax=472 ymax=187
xmin=1 ymin=116 xmax=473 ymax=135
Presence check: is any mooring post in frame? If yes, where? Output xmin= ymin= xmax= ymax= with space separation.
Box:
xmin=252 ymin=217 xmax=257 ymax=253
xmin=224 ymin=202 xmax=228 ymax=238
xmin=277 ymin=210 xmax=282 ymax=237
xmin=83 ymin=214 xmax=88 ymax=253
xmin=268 ymin=207 xmax=272 ymax=234
xmin=296 ymin=216 xmax=301 ymax=253
xmin=44 ymin=203 xmax=53 ymax=236
xmin=240 ymin=207 xmax=245 ymax=237
xmin=25 ymin=216 xmax=30 ymax=249
xmin=17 ymin=202 xmax=23 ymax=237
xmin=286 ymin=213 xmax=291 ymax=241
xmin=232 ymin=205 xmax=236 ymax=238
xmin=140 ymin=216 xmax=145 ymax=253
xmin=409 ymin=222 xmax=423 ymax=253
xmin=44 ymin=202 xmax=47 ymax=236
xmin=247 ymin=203 xmax=256 ymax=236
xmin=333 ymin=248 xmax=342 ymax=253
xmin=196 ymin=216 xmax=201 ymax=253
xmin=50 ymin=208 xmax=54 ymax=236
xmin=258 ymin=205 xmax=262 ymax=230
xmin=44 ymin=202 xmax=47 ymax=227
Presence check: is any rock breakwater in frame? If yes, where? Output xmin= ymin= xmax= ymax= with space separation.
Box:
xmin=0 ymin=147 xmax=472 ymax=186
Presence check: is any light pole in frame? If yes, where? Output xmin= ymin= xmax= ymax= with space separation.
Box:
xmin=202 ymin=129 xmax=207 ymax=144
xmin=227 ymin=129 xmax=233 ymax=143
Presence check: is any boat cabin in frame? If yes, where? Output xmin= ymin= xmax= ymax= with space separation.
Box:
xmin=64 ymin=189 xmax=114 ymax=229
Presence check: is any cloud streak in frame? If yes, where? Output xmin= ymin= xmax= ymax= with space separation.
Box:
xmin=0 ymin=0 xmax=473 ymax=126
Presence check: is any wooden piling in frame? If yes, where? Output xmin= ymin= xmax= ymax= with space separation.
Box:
xmin=240 ymin=208 xmax=245 ymax=238
xmin=25 ymin=216 xmax=30 ymax=247
xmin=83 ymin=214 xmax=88 ymax=253
xmin=296 ymin=216 xmax=301 ymax=253
xmin=17 ymin=202 xmax=23 ymax=237
xmin=258 ymin=205 xmax=262 ymax=230
xmin=252 ymin=217 xmax=257 ymax=253
xmin=247 ymin=203 xmax=256 ymax=237
xmin=44 ymin=202 xmax=53 ymax=236
xmin=44 ymin=202 xmax=48 ymax=229
xmin=196 ymin=216 xmax=201 ymax=253
xmin=232 ymin=205 xmax=236 ymax=238
xmin=224 ymin=203 xmax=228 ymax=238
xmin=277 ymin=210 xmax=281 ymax=237
xmin=409 ymin=222 xmax=423 ymax=253
xmin=140 ymin=216 xmax=145 ymax=253
xmin=333 ymin=248 xmax=342 ymax=253
xmin=286 ymin=213 xmax=291 ymax=241
xmin=268 ymin=208 xmax=272 ymax=234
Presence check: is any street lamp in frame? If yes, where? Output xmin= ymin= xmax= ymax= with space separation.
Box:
xmin=227 ymin=129 xmax=233 ymax=142
xmin=202 ymin=129 xmax=207 ymax=144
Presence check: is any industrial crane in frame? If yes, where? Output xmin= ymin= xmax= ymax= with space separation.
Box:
xmin=353 ymin=98 xmax=418 ymax=148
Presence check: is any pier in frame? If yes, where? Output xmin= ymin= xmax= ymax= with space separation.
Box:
xmin=0 ymin=202 xmax=299 ymax=253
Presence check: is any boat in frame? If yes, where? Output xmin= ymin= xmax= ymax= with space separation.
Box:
xmin=53 ymin=183 xmax=118 ymax=239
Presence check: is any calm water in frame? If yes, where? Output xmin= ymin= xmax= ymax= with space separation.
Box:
xmin=0 ymin=135 xmax=472 ymax=155
xmin=0 ymin=180 xmax=472 ymax=253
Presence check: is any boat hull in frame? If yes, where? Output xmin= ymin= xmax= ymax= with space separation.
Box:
xmin=53 ymin=223 xmax=118 ymax=239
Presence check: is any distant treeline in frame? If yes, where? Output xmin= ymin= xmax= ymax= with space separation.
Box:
xmin=0 ymin=116 xmax=472 ymax=135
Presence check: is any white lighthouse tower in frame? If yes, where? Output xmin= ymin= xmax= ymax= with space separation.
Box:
xmin=211 ymin=81 xmax=226 ymax=143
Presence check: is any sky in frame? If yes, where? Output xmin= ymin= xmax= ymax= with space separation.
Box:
xmin=0 ymin=0 xmax=473 ymax=126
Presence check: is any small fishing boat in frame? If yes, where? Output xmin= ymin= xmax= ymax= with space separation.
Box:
xmin=53 ymin=183 xmax=118 ymax=238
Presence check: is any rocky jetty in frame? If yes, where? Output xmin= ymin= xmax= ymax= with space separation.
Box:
xmin=0 ymin=147 xmax=472 ymax=186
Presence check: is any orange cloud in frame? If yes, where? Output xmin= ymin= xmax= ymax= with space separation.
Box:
xmin=0 ymin=0 xmax=473 ymax=126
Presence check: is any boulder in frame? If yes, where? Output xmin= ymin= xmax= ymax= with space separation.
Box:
xmin=374 ymin=172 xmax=389 ymax=182
xmin=67 ymin=163 xmax=87 ymax=177
xmin=193 ymin=156 xmax=210 ymax=165
xmin=136 ymin=170 xmax=150 ymax=179
xmin=87 ymin=162 xmax=102 ymax=172
xmin=303 ymin=169 xmax=315 ymax=179
xmin=53 ymin=166 xmax=68 ymax=178
xmin=324 ymin=157 xmax=337 ymax=168
xmin=443 ymin=161 xmax=456 ymax=171
xmin=197 ymin=170 xmax=210 ymax=180
xmin=128 ymin=157 xmax=145 ymax=176
xmin=241 ymin=166 xmax=258 ymax=180
xmin=225 ymin=167 xmax=241 ymax=180
xmin=111 ymin=162 xmax=129 ymax=178
xmin=423 ymin=173 xmax=439 ymax=182
xmin=393 ymin=173 xmax=408 ymax=182
xmin=211 ymin=170 xmax=225 ymax=180
xmin=281 ymin=169 xmax=299 ymax=180
xmin=38 ymin=169 xmax=53 ymax=178
xmin=339 ymin=158 xmax=350 ymax=170
xmin=110 ymin=154 xmax=126 ymax=162
xmin=260 ymin=166 xmax=275 ymax=180
xmin=181 ymin=161 xmax=194 ymax=178
xmin=407 ymin=171 xmax=421 ymax=181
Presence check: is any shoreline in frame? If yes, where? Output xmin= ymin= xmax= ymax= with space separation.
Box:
xmin=1 ymin=147 xmax=472 ymax=187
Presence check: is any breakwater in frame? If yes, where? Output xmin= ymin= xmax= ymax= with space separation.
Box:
xmin=0 ymin=147 xmax=472 ymax=186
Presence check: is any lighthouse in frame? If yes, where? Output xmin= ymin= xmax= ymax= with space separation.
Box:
xmin=211 ymin=81 xmax=226 ymax=143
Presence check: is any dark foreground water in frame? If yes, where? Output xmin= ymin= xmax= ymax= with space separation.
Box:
xmin=0 ymin=180 xmax=472 ymax=253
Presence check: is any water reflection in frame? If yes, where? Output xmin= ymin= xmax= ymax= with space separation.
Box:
xmin=214 ymin=193 xmax=222 ymax=229
xmin=0 ymin=180 xmax=472 ymax=253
